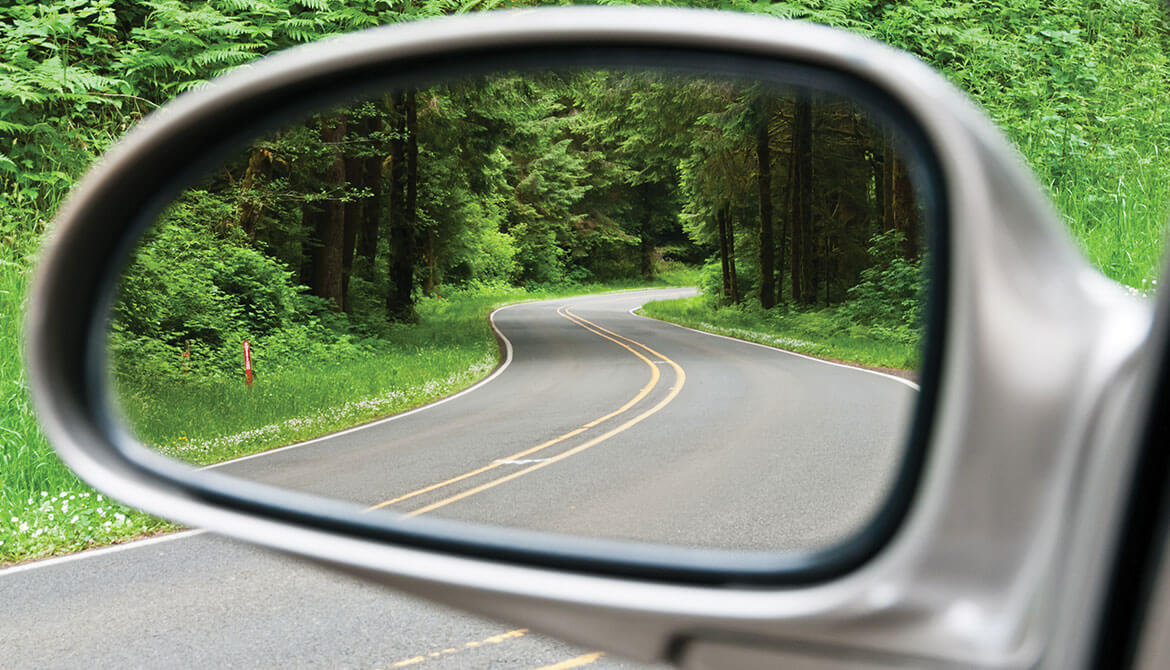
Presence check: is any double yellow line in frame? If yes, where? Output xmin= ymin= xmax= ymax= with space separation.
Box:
xmin=365 ymin=304 xmax=685 ymax=517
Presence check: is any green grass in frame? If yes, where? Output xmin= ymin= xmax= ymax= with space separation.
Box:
xmin=1046 ymin=153 xmax=1170 ymax=294
xmin=639 ymin=295 xmax=920 ymax=373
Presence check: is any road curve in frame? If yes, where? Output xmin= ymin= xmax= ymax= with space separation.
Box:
xmin=1 ymin=288 xmax=916 ymax=668
xmin=219 ymin=286 xmax=915 ymax=551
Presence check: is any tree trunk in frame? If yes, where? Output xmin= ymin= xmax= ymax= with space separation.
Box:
xmin=725 ymin=204 xmax=740 ymax=305
xmin=640 ymin=183 xmax=654 ymax=281
xmin=776 ymin=156 xmax=793 ymax=307
xmin=236 ymin=146 xmax=270 ymax=239
xmin=313 ymin=116 xmax=346 ymax=311
xmin=358 ymin=115 xmax=384 ymax=269
xmin=341 ymin=120 xmax=364 ymax=312
xmin=386 ymin=91 xmax=418 ymax=322
xmin=893 ymin=155 xmax=919 ymax=258
xmin=791 ymin=95 xmax=813 ymax=305
xmin=423 ymin=228 xmax=437 ymax=296
xmin=881 ymin=136 xmax=895 ymax=233
xmin=717 ymin=205 xmax=731 ymax=307
xmin=385 ymin=93 xmax=407 ymax=318
xmin=757 ymin=110 xmax=775 ymax=309
xmin=824 ymin=233 xmax=832 ymax=306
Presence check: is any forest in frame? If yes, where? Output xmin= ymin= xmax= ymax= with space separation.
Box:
xmin=110 ymin=70 xmax=924 ymax=388
xmin=3 ymin=0 xmax=1168 ymax=562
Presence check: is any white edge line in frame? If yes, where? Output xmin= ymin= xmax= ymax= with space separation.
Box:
xmin=1 ymin=529 xmax=208 ymax=577
xmin=0 ymin=289 xmax=681 ymax=575
xmin=628 ymin=302 xmax=921 ymax=391
xmin=200 ymin=301 xmax=519 ymax=470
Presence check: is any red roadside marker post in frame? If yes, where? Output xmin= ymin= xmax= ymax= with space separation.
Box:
xmin=242 ymin=340 xmax=253 ymax=387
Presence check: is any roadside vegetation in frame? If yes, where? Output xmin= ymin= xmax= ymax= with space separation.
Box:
xmin=3 ymin=0 xmax=1169 ymax=565
xmin=640 ymin=229 xmax=921 ymax=373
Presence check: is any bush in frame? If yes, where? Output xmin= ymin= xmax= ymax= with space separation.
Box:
xmin=842 ymin=230 xmax=925 ymax=329
xmin=110 ymin=197 xmax=330 ymax=383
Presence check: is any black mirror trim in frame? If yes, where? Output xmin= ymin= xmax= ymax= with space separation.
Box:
xmin=28 ymin=32 xmax=949 ymax=586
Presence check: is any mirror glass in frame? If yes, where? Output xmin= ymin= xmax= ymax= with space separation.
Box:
xmin=107 ymin=66 xmax=931 ymax=554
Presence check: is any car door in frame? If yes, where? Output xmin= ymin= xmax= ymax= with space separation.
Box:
xmin=22 ymin=7 xmax=1169 ymax=668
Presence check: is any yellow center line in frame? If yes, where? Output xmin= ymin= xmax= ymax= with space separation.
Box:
xmin=365 ymin=305 xmax=661 ymax=512
xmin=532 ymin=652 xmax=606 ymax=669
xmin=563 ymin=307 xmax=678 ymax=365
xmin=403 ymin=308 xmax=685 ymax=518
xmin=383 ymin=629 xmax=528 ymax=668
xmin=373 ymin=305 xmax=670 ymax=670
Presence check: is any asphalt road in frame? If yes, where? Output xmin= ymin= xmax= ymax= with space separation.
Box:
xmin=1 ymin=288 xmax=916 ymax=668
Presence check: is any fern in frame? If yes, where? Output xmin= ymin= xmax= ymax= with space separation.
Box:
xmin=216 ymin=0 xmax=287 ymax=15
xmin=295 ymin=0 xmax=333 ymax=11
xmin=193 ymin=48 xmax=262 ymax=67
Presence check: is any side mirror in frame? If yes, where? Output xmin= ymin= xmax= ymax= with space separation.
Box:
xmin=25 ymin=7 xmax=1154 ymax=667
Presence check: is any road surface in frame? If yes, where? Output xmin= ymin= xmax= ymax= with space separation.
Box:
xmin=1 ymin=288 xmax=916 ymax=668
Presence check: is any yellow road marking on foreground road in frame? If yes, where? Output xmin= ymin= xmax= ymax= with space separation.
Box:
xmin=404 ymin=308 xmax=685 ymax=518
xmin=384 ymin=629 xmax=528 ymax=668
xmin=532 ymin=652 xmax=606 ymax=669
xmin=366 ymin=305 xmax=663 ymax=512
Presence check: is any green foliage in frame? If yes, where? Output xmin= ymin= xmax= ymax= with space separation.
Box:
xmin=111 ymin=199 xmax=325 ymax=380
xmin=841 ymin=231 xmax=924 ymax=330
xmin=818 ymin=0 xmax=1170 ymax=289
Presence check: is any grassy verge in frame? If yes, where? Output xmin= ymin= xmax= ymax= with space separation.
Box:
xmin=115 ymin=287 xmax=506 ymax=466
xmin=1 ymin=272 xmax=693 ymax=565
xmin=1 ymin=258 xmax=182 ymax=566
xmin=638 ymin=295 xmax=919 ymax=374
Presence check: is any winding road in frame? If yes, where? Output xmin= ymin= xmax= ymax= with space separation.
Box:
xmin=1 ymin=288 xmax=916 ymax=668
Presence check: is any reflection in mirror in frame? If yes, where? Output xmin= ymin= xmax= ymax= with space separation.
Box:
xmin=109 ymin=68 xmax=929 ymax=553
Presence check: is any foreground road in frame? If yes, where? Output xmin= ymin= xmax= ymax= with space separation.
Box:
xmin=1 ymin=288 xmax=915 ymax=668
